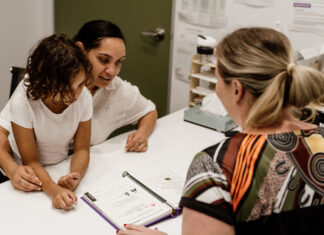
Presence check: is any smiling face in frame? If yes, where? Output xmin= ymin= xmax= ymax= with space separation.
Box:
xmin=85 ymin=38 xmax=126 ymax=92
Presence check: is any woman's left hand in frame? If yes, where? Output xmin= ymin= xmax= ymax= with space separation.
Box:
xmin=117 ymin=224 xmax=167 ymax=235
xmin=58 ymin=172 xmax=80 ymax=191
xmin=125 ymin=131 xmax=148 ymax=152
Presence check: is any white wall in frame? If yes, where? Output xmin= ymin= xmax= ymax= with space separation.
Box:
xmin=0 ymin=0 xmax=54 ymax=109
xmin=169 ymin=0 xmax=324 ymax=113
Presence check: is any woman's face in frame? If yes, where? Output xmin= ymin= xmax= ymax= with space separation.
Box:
xmin=215 ymin=66 xmax=234 ymax=117
xmin=86 ymin=38 xmax=126 ymax=90
xmin=215 ymin=65 xmax=247 ymax=127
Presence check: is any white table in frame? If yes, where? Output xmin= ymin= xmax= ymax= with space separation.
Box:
xmin=0 ymin=109 xmax=225 ymax=235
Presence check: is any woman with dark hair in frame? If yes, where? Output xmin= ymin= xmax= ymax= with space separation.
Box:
xmin=0 ymin=20 xmax=157 ymax=191
xmin=73 ymin=20 xmax=157 ymax=150
xmin=6 ymin=34 xmax=92 ymax=210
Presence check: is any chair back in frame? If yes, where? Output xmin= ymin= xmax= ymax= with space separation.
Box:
xmin=9 ymin=66 xmax=25 ymax=98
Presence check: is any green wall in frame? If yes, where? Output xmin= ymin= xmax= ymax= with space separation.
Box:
xmin=55 ymin=0 xmax=172 ymax=118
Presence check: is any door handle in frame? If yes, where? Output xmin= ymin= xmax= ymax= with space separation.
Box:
xmin=141 ymin=27 xmax=165 ymax=42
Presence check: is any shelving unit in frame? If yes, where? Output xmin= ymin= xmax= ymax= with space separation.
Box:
xmin=189 ymin=54 xmax=217 ymax=106
xmin=185 ymin=54 xmax=237 ymax=132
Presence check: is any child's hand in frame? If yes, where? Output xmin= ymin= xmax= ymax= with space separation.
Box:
xmin=51 ymin=186 xmax=77 ymax=210
xmin=58 ymin=172 xmax=80 ymax=191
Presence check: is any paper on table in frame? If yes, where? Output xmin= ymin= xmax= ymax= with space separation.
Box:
xmin=82 ymin=170 xmax=185 ymax=230
xmin=87 ymin=177 xmax=172 ymax=229
xmin=137 ymin=170 xmax=185 ymax=208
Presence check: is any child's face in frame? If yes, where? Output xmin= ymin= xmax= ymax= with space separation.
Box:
xmin=69 ymin=70 xmax=86 ymax=103
xmin=51 ymin=70 xmax=86 ymax=105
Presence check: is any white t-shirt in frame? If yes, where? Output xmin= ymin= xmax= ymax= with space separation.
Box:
xmin=0 ymin=76 xmax=155 ymax=147
xmin=7 ymin=81 xmax=92 ymax=165
xmin=91 ymin=76 xmax=156 ymax=145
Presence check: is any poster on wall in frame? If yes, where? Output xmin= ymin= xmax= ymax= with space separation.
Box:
xmin=288 ymin=0 xmax=324 ymax=34
xmin=178 ymin=0 xmax=228 ymax=28
xmin=235 ymin=0 xmax=275 ymax=7
xmin=173 ymin=0 xmax=229 ymax=83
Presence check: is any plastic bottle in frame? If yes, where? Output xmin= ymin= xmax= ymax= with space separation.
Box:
xmin=196 ymin=35 xmax=217 ymax=64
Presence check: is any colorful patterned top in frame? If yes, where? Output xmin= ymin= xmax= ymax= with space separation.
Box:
xmin=180 ymin=127 xmax=324 ymax=234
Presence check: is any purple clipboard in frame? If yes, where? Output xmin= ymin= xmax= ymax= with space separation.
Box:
xmin=81 ymin=195 xmax=182 ymax=230
xmin=81 ymin=196 xmax=120 ymax=230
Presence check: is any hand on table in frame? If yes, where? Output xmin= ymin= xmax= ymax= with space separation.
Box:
xmin=10 ymin=165 xmax=42 ymax=192
xmin=117 ymin=224 xmax=167 ymax=235
xmin=58 ymin=172 xmax=80 ymax=191
xmin=125 ymin=131 xmax=148 ymax=152
xmin=51 ymin=185 xmax=77 ymax=210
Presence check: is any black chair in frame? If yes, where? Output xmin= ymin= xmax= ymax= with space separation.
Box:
xmin=0 ymin=171 xmax=9 ymax=183
xmin=300 ymin=108 xmax=324 ymax=126
xmin=9 ymin=66 xmax=25 ymax=98
xmin=0 ymin=67 xmax=25 ymax=183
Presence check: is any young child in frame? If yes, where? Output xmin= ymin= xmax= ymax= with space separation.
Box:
xmin=7 ymin=34 xmax=93 ymax=210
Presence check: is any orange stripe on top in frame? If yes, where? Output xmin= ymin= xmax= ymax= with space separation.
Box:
xmin=230 ymin=134 xmax=267 ymax=212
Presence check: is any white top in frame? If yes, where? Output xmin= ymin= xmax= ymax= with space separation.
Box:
xmin=0 ymin=109 xmax=226 ymax=235
xmin=90 ymin=76 xmax=156 ymax=145
xmin=0 ymin=76 xmax=156 ymax=147
xmin=7 ymin=81 xmax=92 ymax=165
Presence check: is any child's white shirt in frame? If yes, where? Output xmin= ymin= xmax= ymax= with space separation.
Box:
xmin=7 ymin=81 xmax=92 ymax=165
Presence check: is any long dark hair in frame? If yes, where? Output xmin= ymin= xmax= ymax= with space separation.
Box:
xmin=25 ymin=34 xmax=91 ymax=104
xmin=73 ymin=19 xmax=126 ymax=51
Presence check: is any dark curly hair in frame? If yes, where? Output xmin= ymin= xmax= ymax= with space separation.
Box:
xmin=25 ymin=34 xmax=91 ymax=104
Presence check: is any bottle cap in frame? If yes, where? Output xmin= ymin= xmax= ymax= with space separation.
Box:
xmin=197 ymin=35 xmax=217 ymax=55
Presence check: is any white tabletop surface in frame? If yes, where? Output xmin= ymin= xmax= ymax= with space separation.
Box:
xmin=0 ymin=109 xmax=226 ymax=235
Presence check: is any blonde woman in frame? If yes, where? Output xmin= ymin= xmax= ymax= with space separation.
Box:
xmin=119 ymin=27 xmax=324 ymax=234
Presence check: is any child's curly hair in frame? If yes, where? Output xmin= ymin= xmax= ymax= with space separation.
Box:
xmin=25 ymin=34 xmax=91 ymax=104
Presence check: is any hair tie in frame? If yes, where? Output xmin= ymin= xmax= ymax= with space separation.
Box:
xmin=284 ymin=63 xmax=294 ymax=105
xmin=286 ymin=63 xmax=295 ymax=76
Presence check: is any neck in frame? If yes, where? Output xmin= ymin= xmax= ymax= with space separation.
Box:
xmin=43 ymin=97 xmax=68 ymax=114
xmin=86 ymin=83 xmax=98 ymax=95
xmin=241 ymin=108 xmax=317 ymax=134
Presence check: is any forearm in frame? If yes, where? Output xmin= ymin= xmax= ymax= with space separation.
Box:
xmin=0 ymin=150 xmax=18 ymax=180
xmin=0 ymin=127 xmax=42 ymax=191
xmin=0 ymin=128 xmax=17 ymax=179
xmin=28 ymin=161 xmax=58 ymax=196
xmin=137 ymin=110 xmax=158 ymax=138
xmin=70 ymin=150 xmax=89 ymax=178
xmin=71 ymin=119 xmax=91 ymax=178
xmin=182 ymin=207 xmax=235 ymax=235
xmin=30 ymin=161 xmax=77 ymax=209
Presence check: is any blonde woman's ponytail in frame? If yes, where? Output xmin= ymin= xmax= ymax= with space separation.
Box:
xmin=246 ymin=71 xmax=287 ymax=128
xmin=216 ymin=27 xmax=324 ymax=128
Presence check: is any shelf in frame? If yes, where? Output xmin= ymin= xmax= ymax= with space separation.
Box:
xmin=189 ymin=54 xmax=217 ymax=107
xmin=191 ymin=73 xmax=217 ymax=83
xmin=192 ymin=59 xmax=216 ymax=68
xmin=191 ymin=87 xmax=214 ymax=96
